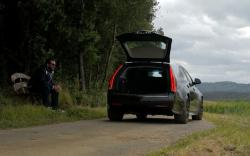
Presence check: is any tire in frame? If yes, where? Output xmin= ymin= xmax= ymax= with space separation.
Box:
xmin=192 ymin=100 xmax=203 ymax=120
xmin=174 ymin=99 xmax=190 ymax=124
xmin=107 ymin=107 xmax=123 ymax=121
xmin=136 ymin=113 xmax=147 ymax=121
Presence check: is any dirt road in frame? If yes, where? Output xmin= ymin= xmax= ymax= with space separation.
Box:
xmin=0 ymin=115 xmax=214 ymax=156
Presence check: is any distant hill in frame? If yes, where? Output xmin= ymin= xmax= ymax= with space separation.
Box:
xmin=196 ymin=81 xmax=250 ymax=100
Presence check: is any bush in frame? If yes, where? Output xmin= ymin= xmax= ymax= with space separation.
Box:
xmin=59 ymin=87 xmax=74 ymax=109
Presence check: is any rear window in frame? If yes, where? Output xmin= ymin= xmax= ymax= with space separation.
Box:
xmin=116 ymin=66 xmax=170 ymax=94
xmin=125 ymin=41 xmax=167 ymax=59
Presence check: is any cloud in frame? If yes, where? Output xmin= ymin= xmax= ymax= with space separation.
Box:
xmin=154 ymin=0 xmax=250 ymax=83
xmin=235 ymin=26 xmax=250 ymax=39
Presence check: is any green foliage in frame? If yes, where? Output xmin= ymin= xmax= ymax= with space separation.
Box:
xmin=1 ymin=0 xmax=158 ymax=90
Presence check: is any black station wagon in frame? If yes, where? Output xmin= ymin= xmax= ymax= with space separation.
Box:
xmin=107 ymin=31 xmax=203 ymax=124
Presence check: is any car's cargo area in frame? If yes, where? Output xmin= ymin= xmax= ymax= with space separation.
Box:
xmin=117 ymin=65 xmax=170 ymax=94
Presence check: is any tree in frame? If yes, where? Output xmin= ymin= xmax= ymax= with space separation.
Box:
xmin=0 ymin=0 xmax=159 ymax=93
xmin=96 ymin=0 xmax=158 ymax=87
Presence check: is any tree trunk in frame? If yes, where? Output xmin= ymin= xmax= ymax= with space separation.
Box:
xmin=24 ymin=47 xmax=31 ymax=74
xmin=78 ymin=0 xmax=86 ymax=92
xmin=88 ymin=67 xmax=92 ymax=88
xmin=101 ymin=24 xmax=117 ymax=88
xmin=79 ymin=51 xmax=86 ymax=92
xmin=0 ymin=53 xmax=7 ymax=85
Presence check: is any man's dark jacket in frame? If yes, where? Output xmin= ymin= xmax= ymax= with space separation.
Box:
xmin=29 ymin=65 xmax=54 ymax=91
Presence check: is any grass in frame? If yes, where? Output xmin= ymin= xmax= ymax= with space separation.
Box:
xmin=0 ymin=104 xmax=106 ymax=129
xmin=0 ymin=88 xmax=107 ymax=129
xmin=149 ymin=100 xmax=250 ymax=156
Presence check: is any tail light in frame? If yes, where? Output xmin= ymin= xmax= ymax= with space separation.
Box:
xmin=108 ymin=64 xmax=123 ymax=90
xmin=169 ymin=66 xmax=176 ymax=92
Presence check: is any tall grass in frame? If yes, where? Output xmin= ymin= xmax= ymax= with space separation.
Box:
xmin=60 ymin=82 xmax=107 ymax=107
xmin=72 ymin=90 xmax=107 ymax=107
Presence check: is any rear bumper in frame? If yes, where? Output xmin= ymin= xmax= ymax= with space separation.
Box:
xmin=108 ymin=92 xmax=175 ymax=115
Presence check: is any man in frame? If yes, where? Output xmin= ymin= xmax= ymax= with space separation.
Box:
xmin=29 ymin=58 xmax=61 ymax=109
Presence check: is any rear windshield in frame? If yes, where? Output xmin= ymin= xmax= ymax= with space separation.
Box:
xmin=116 ymin=66 xmax=169 ymax=94
xmin=125 ymin=41 xmax=167 ymax=59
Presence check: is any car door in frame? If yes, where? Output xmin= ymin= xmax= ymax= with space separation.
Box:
xmin=178 ymin=67 xmax=195 ymax=112
xmin=116 ymin=31 xmax=172 ymax=62
xmin=181 ymin=68 xmax=199 ymax=113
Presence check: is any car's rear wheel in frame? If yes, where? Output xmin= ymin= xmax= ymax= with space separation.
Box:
xmin=192 ymin=100 xmax=203 ymax=120
xmin=136 ymin=113 xmax=147 ymax=121
xmin=174 ymin=99 xmax=190 ymax=124
xmin=107 ymin=107 xmax=124 ymax=121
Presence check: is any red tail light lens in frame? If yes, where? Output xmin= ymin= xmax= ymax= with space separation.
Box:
xmin=108 ymin=64 xmax=123 ymax=90
xmin=169 ymin=66 xmax=176 ymax=92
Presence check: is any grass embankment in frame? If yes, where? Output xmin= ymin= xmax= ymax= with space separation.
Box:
xmin=0 ymin=89 xmax=107 ymax=129
xmin=0 ymin=105 xmax=106 ymax=129
xmin=150 ymin=100 xmax=250 ymax=156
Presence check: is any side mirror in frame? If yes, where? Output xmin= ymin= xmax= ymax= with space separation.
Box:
xmin=193 ymin=78 xmax=201 ymax=85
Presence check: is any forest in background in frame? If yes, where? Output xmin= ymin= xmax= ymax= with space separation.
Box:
xmin=0 ymin=0 xmax=160 ymax=94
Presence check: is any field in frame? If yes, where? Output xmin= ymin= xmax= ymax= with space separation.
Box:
xmin=150 ymin=100 xmax=250 ymax=156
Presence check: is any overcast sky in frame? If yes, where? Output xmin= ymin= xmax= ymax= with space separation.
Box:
xmin=153 ymin=0 xmax=250 ymax=83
